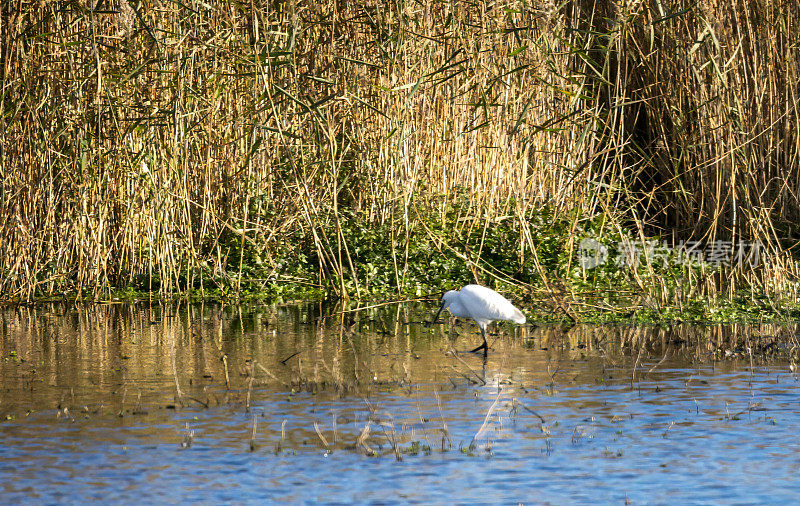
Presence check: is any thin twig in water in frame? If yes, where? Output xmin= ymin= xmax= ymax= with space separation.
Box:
xmin=245 ymin=376 xmax=254 ymax=412
xmin=647 ymin=347 xmax=670 ymax=374
xmin=181 ymin=422 xmax=194 ymax=448
xmin=572 ymin=425 xmax=586 ymax=444
xmin=662 ymin=420 xmax=675 ymax=438
xmin=356 ymin=422 xmax=375 ymax=456
xmin=249 ymin=414 xmax=258 ymax=451
xmin=119 ymin=386 xmax=127 ymax=417
xmin=434 ymin=390 xmax=453 ymax=448
xmin=448 ymin=365 xmax=481 ymax=385
xmin=276 ymin=419 xmax=287 ymax=453
xmin=171 ymin=344 xmax=183 ymax=407
xmin=329 ymin=295 xmax=440 ymax=317
xmin=183 ymin=396 xmax=209 ymax=408
xmin=314 ymin=421 xmax=331 ymax=452
xmin=280 ymin=352 xmax=300 ymax=365
xmin=414 ymin=400 xmax=433 ymax=449
xmin=631 ymin=345 xmax=643 ymax=388
xmin=362 ymin=397 xmax=375 ymax=413
xmin=470 ymin=392 xmax=502 ymax=451
xmin=255 ymin=362 xmax=290 ymax=388
xmin=245 ymin=360 xmax=255 ymax=412
xmin=378 ymin=421 xmax=402 ymax=461
xmin=448 ymin=347 xmax=486 ymax=385
xmin=511 ymin=398 xmax=546 ymax=424
xmin=222 ymin=354 xmax=230 ymax=391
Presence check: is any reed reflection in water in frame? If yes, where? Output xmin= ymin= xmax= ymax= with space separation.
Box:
xmin=1 ymin=303 xmax=798 ymax=503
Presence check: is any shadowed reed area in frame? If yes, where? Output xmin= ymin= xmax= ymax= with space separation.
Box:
xmin=2 ymin=1 xmax=800 ymax=311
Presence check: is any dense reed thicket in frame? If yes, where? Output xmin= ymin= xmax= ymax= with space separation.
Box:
xmin=2 ymin=0 xmax=799 ymax=308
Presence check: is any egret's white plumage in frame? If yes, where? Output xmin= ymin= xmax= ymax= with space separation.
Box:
xmin=434 ymin=284 xmax=526 ymax=354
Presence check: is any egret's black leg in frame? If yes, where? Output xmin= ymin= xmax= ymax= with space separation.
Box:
xmin=468 ymin=327 xmax=489 ymax=355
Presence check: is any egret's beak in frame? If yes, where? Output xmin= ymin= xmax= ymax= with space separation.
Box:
xmin=431 ymin=301 xmax=446 ymax=326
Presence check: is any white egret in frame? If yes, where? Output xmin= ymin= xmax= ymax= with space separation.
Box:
xmin=433 ymin=284 xmax=526 ymax=355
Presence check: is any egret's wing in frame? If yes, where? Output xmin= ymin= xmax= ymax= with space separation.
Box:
xmin=459 ymin=285 xmax=526 ymax=324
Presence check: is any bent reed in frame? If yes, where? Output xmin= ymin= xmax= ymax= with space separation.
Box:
xmin=2 ymin=0 xmax=799 ymax=311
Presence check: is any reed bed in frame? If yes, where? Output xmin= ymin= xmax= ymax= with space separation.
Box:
xmin=2 ymin=0 xmax=799 ymax=305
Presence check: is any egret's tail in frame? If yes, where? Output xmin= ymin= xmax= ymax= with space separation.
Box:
xmin=512 ymin=308 xmax=526 ymax=324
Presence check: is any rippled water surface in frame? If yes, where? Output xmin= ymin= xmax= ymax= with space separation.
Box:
xmin=1 ymin=302 xmax=799 ymax=503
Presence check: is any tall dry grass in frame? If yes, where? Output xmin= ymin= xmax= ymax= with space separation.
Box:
xmin=1 ymin=0 xmax=799 ymax=302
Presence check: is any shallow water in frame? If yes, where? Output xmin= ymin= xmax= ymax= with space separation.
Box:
xmin=1 ymin=302 xmax=799 ymax=503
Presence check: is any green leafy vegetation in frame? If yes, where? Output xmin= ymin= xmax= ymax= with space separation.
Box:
xmin=2 ymin=1 xmax=800 ymax=323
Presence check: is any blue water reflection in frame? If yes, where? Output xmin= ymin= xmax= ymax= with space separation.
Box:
xmin=1 ymin=303 xmax=799 ymax=503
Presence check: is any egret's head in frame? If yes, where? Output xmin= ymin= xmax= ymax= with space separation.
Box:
xmin=440 ymin=290 xmax=459 ymax=309
xmin=433 ymin=289 xmax=460 ymax=323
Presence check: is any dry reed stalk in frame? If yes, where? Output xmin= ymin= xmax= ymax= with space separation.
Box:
xmin=1 ymin=1 xmax=798 ymax=302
